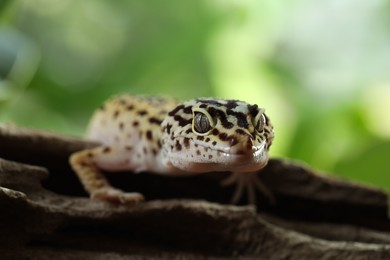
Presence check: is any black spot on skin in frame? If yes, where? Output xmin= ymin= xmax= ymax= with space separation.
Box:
xmin=133 ymin=121 xmax=139 ymax=127
xmin=126 ymin=105 xmax=134 ymax=110
xmin=219 ymin=133 xmax=228 ymax=141
xmin=168 ymin=104 xmax=185 ymax=116
xmin=197 ymin=136 xmax=204 ymax=141
xmin=146 ymin=130 xmax=153 ymax=140
xmin=87 ymin=152 xmax=94 ymax=158
xmin=211 ymin=128 xmax=219 ymax=136
xmin=208 ymin=107 xmax=234 ymax=129
xmin=185 ymin=128 xmax=192 ymax=134
xmin=183 ymin=138 xmax=190 ymax=148
xmin=119 ymin=122 xmax=124 ymax=131
xmin=176 ymin=140 xmax=182 ymax=151
xmin=209 ymin=155 xmax=213 ymax=159
xmin=197 ymin=99 xmax=223 ymax=107
xmin=113 ymin=110 xmax=120 ymax=119
xmin=226 ymin=100 xmax=239 ymax=109
xmin=138 ymin=110 xmax=148 ymax=116
xmin=174 ymin=115 xmax=192 ymax=127
xmin=166 ymin=124 xmax=172 ymax=134
xmin=205 ymin=137 xmax=210 ymax=142
xmin=199 ymin=104 xmax=207 ymax=109
xmin=157 ymin=141 xmax=162 ymax=149
xmin=183 ymin=106 xmax=192 ymax=114
xmin=227 ymin=110 xmax=248 ymax=128
xmin=236 ymin=129 xmax=246 ymax=135
xmin=102 ymin=147 xmax=111 ymax=153
xmin=194 ymin=144 xmax=198 ymax=148
xmin=248 ymin=104 xmax=259 ymax=118
xmin=212 ymin=141 xmax=217 ymax=146
xmin=152 ymin=149 xmax=158 ymax=156
xmin=206 ymin=107 xmax=217 ymax=117
xmin=125 ymin=146 xmax=132 ymax=151
xmin=196 ymin=150 xmax=201 ymax=155
xmin=99 ymin=104 xmax=106 ymax=111
xmin=221 ymin=117 xmax=234 ymax=129
xmin=143 ymin=147 xmax=147 ymax=154
xmin=149 ymin=117 xmax=162 ymax=125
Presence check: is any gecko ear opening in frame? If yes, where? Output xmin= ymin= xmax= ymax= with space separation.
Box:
xmin=192 ymin=109 xmax=215 ymax=136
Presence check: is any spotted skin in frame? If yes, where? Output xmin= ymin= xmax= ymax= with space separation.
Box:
xmin=70 ymin=95 xmax=274 ymax=204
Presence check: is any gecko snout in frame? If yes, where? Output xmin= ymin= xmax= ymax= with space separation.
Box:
xmin=229 ymin=134 xmax=255 ymax=156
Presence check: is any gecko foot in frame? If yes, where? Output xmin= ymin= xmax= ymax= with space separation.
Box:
xmin=91 ymin=187 xmax=145 ymax=204
xmin=220 ymin=172 xmax=275 ymax=205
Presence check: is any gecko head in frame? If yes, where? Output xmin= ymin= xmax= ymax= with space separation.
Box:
xmin=161 ymin=98 xmax=274 ymax=173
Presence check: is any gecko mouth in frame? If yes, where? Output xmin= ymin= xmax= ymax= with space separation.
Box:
xmin=196 ymin=140 xmax=266 ymax=158
xmin=216 ymin=148 xmax=268 ymax=168
xmin=170 ymin=136 xmax=268 ymax=172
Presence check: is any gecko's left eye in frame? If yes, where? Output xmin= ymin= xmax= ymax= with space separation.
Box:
xmin=255 ymin=113 xmax=266 ymax=132
xmin=192 ymin=110 xmax=214 ymax=135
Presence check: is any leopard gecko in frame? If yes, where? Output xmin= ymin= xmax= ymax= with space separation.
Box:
xmin=70 ymin=95 xmax=274 ymax=204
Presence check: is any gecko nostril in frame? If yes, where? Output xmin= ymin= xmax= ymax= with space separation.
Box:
xmin=228 ymin=136 xmax=239 ymax=146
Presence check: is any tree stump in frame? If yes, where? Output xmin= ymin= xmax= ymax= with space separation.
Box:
xmin=0 ymin=124 xmax=389 ymax=259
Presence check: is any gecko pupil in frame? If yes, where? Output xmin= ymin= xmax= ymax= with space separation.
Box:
xmin=194 ymin=112 xmax=210 ymax=134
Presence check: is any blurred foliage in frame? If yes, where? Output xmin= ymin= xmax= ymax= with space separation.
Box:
xmin=0 ymin=0 xmax=389 ymax=192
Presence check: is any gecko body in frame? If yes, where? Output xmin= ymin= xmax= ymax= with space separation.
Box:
xmin=70 ymin=95 xmax=274 ymax=204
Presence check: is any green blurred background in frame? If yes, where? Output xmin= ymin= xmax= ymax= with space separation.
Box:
xmin=0 ymin=1 xmax=389 ymax=192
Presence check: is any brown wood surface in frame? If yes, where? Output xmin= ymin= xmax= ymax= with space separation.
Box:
xmin=0 ymin=124 xmax=389 ymax=259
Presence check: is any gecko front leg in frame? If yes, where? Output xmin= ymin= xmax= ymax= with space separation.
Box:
xmin=70 ymin=146 xmax=144 ymax=204
xmin=220 ymin=172 xmax=275 ymax=205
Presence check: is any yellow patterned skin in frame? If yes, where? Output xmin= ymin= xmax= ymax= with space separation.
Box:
xmin=70 ymin=95 xmax=274 ymax=204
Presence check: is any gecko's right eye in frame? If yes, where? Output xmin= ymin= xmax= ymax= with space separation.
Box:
xmin=193 ymin=112 xmax=210 ymax=134
xmin=192 ymin=110 xmax=215 ymax=136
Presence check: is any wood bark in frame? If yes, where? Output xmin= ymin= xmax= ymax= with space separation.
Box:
xmin=0 ymin=124 xmax=389 ymax=259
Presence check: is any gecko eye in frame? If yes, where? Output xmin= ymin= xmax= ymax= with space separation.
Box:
xmin=255 ymin=113 xmax=266 ymax=132
xmin=193 ymin=112 xmax=212 ymax=135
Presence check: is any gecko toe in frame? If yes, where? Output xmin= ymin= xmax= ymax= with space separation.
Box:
xmin=221 ymin=172 xmax=274 ymax=205
xmin=91 ymin=188 xmax=145 ymax=204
